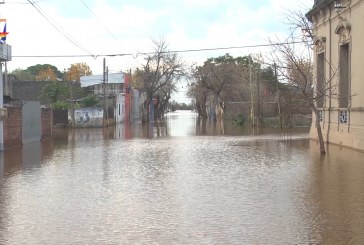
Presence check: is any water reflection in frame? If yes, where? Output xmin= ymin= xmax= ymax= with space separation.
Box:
xmin=308 ymin=142 xmax=364 ymax=244
xmin=0 ymin=111 xmax=364 ymax=244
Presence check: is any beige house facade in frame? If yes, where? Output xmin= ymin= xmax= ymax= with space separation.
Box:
xmin=307 ymin=0 xmax=364 ymax=151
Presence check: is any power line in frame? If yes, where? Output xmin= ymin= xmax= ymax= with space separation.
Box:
xmin=79 ymin=0 xmax=119 ymax=41
xmin=12 ymin=40 xmax=306 ymax=58
xmin=169 ymin=41 xmax=306 ymax=54
xmin=26 ymin=0 xmax=94 ymax=56
xmin=2 ymin=0 xmax=44 ymax=4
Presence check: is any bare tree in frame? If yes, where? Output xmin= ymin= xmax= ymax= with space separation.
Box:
xmin=270 ymin=10 xmax=339 ymax=155
xmin=134 ymin=38 xmax=186 ymax=121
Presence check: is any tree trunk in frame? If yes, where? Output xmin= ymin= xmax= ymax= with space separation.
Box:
xmin=196 ymin=102 xmax=203 ymax=117
xmin=142 ymin=97 xmax=151 ymax=122
xmin=311 ymin=104 xmax=326 ymax=155
xmin=196 ymin=99 xmax=208 ymax=118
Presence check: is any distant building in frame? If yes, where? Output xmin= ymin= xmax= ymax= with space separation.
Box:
xmin=80 ymin=72 xmax=145 ymax=126
xmin=307 ymin=0 xmax=364 ymax=151
xmin=80 ymin=73 xmax=125 ymax=96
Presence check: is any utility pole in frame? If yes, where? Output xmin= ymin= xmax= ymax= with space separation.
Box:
xmin=70 ymin=80 xmax=75 ymax=127
xmin=103 ymin=58 xmax=107 ymax=126
xmin=105 ymin=66 xmax=109 ymax=125
xmin=256 ymin=65 xmax=260 ymax=128
xmin=4 ymin=62 xmax=9 ymax=97
xmin=249 ymin=56 xmax=254 ymax=127
xmin=274 ymin=63 xmax=281 ymax=128
xmin=124 ymin=70 xmax=131 ymax=124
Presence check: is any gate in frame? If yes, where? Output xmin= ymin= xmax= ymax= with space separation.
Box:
xmin=22 ymin=101 xmax=41 ymax=144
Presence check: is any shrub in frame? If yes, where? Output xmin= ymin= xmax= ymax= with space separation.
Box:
xmin=233 ymin=114 xmax=245 ymax=126
xmin=51 ymin=101 xmax=69 ymax=110
xmin=80 ymin=94 xmax=100 ymax=107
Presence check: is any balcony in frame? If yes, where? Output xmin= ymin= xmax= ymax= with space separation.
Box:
xmin=0 ymin=43 xmax=11 ymax=61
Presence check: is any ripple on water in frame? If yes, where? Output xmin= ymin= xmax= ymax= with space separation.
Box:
xmin=1 ymin=132 xmax=364 ymax=244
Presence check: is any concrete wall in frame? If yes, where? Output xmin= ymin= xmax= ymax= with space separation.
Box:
xmin=93 ymin=83 xmax=123 ymax=96
xmin=131 ymin=89 xmax=144 ymax=122
xmin=224 ymin=102 xmax=279 ymax=119
xmin=115 ymin=94 xmax=125 ymax=123
xmin=70 ymin=107 xmax=104 ymax=127
xmin=10 ymin=81 xmax=52 ymax=105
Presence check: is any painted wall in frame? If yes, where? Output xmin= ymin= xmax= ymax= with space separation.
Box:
xmin=70 ymin=107 xmax=104 ymax=127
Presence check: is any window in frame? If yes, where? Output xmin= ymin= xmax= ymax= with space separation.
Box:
xmin=339 ymin=110 xmax=348 ymax=124
xmin=339 ymin=43 xmax=350 ymax=108
xmin=316 ymin=52 xmax=325 ymax=108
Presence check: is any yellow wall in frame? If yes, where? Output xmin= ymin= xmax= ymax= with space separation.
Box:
xmin=309 ymin=0 xmax=364 ymax=151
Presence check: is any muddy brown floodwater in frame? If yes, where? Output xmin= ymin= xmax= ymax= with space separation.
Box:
xmin=1 ymin=111 xmax=364 ymax=244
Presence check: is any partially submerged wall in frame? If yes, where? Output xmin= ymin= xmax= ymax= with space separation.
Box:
xmin=69 ymin=107 xmax=104 ymax=127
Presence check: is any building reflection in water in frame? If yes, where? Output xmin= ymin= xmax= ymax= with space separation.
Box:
xmin=307 ymin=142 xmax=364 ymax=244
xmin=0 ymin=140 xmax=55 ymax=177
xmin=0 ymin=111 xmax=364 ymax=244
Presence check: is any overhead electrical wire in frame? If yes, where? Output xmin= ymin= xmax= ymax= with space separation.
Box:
xmin=79 ymin=0 xmax=119 ymax=41
xmin=13 ymin=40 xmax=307 ymax=58
xmin=26 ymin=0 xmax=95 ymax=56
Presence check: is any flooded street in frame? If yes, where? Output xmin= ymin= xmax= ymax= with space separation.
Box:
xmin=1 ymin=111 xmax=364 ymax=244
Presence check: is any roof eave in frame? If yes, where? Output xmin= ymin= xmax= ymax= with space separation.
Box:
xmin=306 ymin=0 xmax=335 ymax=22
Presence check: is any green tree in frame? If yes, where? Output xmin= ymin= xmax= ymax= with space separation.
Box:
xmin=10 ymin=64 xmax=64 ymax=81
xmin=9 ymin=68 xmax=34 ymax=80
xmin=80 ymin=94 xmax=100 ymax=107
xmin=188 ymin=54 xmax=254 ymax=118
xmin=40 ymin=81 xmax=69 ymax=103
xmin=27 ymin=64 xmax=63 ymax=80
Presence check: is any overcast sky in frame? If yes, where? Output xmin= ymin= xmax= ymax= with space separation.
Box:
xmin=1 ymin=0 xmax=312 ymax=102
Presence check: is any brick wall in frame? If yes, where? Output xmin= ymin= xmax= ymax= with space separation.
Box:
xmin=3 ymin=106 xmax=22 ymax=149
xmin=2 ymin=105 xmax=53 ymax=150
xmin=41 ymin=108 xmax=53 ymax=139
xmin=53 ymin=109 xmax=68 ymax=126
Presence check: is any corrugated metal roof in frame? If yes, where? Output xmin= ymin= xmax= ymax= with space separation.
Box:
xmin=80 ymin=72 xmax=125 ymax=87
